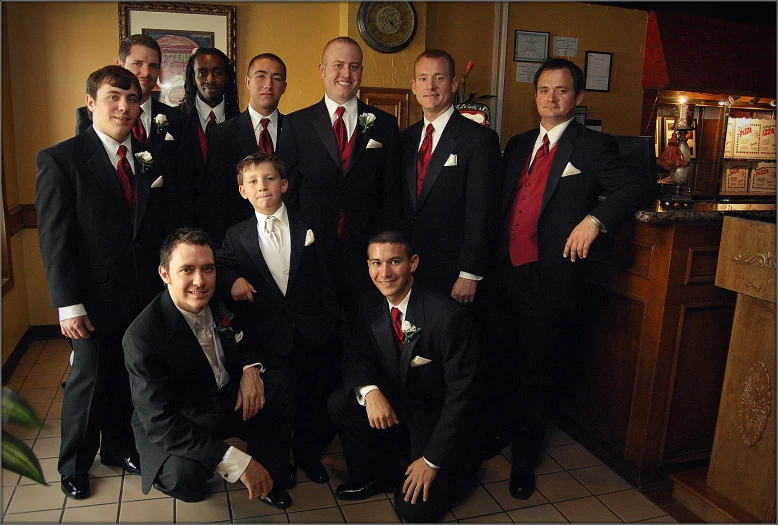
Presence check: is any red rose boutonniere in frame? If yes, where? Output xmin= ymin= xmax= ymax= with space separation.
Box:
xmin=215 ymin=304 xmax=243 ymax=342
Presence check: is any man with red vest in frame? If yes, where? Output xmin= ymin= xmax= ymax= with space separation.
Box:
xmin=481 ymin=58 xmax=652 ymax=500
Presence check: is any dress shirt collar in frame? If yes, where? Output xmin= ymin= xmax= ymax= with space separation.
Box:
xmin=174 ymin=302 xmax=214 ymax=333
xmin=254 ymin=201 xmax=289 ymax=230
xmin=324 ymin=94 xmax=358 ymax=122
xmin=196 ymin=96 xmax=226 ymax=130
xmin=248 ymin=105 xmax=278 ymax=132
xmin=386 ymin=287 xmax=412 ymax=319
xmin=139 ymin=97 xmax=152 ymax=118
xmin=93 ymin=127 xmax=134 ymax=170
xmin=423 ymin=105 xmax=455 ymax=133
xmin=537 ymin=117 xmax=574 ymax=150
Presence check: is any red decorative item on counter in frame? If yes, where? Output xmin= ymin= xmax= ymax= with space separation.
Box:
xmin=657 ymin=131 xmax=690 ymax=171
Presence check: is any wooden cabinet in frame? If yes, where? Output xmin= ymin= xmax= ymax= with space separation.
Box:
xmin=672 ymin=217 xmax=776 ymax=522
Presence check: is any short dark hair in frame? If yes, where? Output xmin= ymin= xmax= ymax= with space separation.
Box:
xmin=533 ymin=58 xmax=584 ymax=96
xmin=117 ymin=34 xmax=162 ymax=64
xmin=247 ymin=53 xmax=287 ymax=80
xmin=415 ymin=49 xmax=455 ymax=80
xmin=180 ymin=48 xmax=240 ymax=119
xmin=159 ymin=228 xmax=215 ymax=269
xmin=86 ymin=65 xmax=142 ymax=99
xmin=367 ymin=230 xmax=415 ymax=260
xmin=322 ymin=36 xmax=362 ymax=63
xmin=236 ymin=152 xmax=286 ymax=186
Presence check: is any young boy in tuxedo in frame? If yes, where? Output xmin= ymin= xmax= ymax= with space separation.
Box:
xmin=215 ymin=152 xmax=338 ymax=486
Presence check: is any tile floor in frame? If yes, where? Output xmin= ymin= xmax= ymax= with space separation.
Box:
xmin=2 ymin=338 xmax=696 ymax=523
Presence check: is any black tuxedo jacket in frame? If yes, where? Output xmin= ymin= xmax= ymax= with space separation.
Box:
xmin=36 ymin=127 xmax=172 ymax=335
xmin=341 ymin=286 xmax=479 ymax=474
xmin=123 ymin=289 xmax=261 ymax=493
xmin=400 ymin=111 xmax=502 ymax=293
xmin=172 ymin=113 xmax=210 ymax=228
xmin=207 ymin=110 xmax=285 ymax=246
xmin=215 ymin=210 xmax=337 ymax=360
xmin=277 ymin=98 xmax=402 ymax=254
xmin=500 ymin=120 xmax=654 ymax=307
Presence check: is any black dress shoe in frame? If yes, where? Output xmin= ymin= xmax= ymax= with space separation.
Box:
xmin=296 ymin=460 xmax=329 ymax=484
xmin=101 ymin=455 xmax=141 ymax=475
xmin=509 ymin=463 xmax=536 ymax=499
xmin=61 ymin=474 xmax=90 ymax=499
xmin=335 ymin=477 xmax=394 ymax=500
xmin=261 ymin=486 xmax=292 ymax=509
xmin=285 ymin=463 xmax=297 ymax=489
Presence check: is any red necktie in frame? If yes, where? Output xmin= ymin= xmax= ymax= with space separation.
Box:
xmin=116 ymin=145 xmax=136 ymax=224
xmin=391 ymin=307 xmax=403 ymax=349
xmin=258 ymin=118 xmax=273 ymax=153
xmin=132 ymin=108 xmax=147 ymax=144
xmin=206 ymin=110 xmax=217 ymax=137
xmin=416 ymin=123 xmax=434 ymax=197
xmin=529 ymin=134 xmax=550 ymax=174
xmin=334 ymin=106 xmax=347 ymax=155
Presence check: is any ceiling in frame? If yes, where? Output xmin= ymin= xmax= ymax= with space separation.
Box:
xmin=590 ymin=1 xmax=776 ymax=27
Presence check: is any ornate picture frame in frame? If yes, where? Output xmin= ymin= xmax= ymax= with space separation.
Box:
xmin=118 ymin=2 xmax=236 ymax=106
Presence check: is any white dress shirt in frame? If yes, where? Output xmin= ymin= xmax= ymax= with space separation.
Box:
xmin=138 ymin=97 xmax=153 ymax=138
xmin=255 ymin=203 xmax=291 ymax=295
xmin=324 ymin=94 xmax=358 ymax=141
xmin=533 ymin=117 xmax=573 ymax=165
xmin=196 ymin=96 xmax=226 ymax=132
xmin=248 ymin=105 xmax=280 ymax=150
xmin=58 ymin=129 xmax=135 ymax=321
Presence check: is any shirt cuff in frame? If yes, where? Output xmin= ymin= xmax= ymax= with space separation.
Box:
xmin=355 ymin=385 xmax=379 ymax=406
xmin=216 ymin=446 xmax=252 ymax=483
xmin=423 ymin=457 xmax=440 ymax=469
xmin=242 ymin=362 xmax=265 ymax=373
xmin=458 ymin=272 xmax=483 ymax=281
xmin=59 ymin=304 xmax=87 ymax=321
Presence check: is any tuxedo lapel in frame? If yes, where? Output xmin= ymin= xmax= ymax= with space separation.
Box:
xmin=540 ymin=123 xmax=577 ymax=214
xmin=239 ymin=219 xmax=283 ymax=297
xmin=312 ymin=100 xmax=342 ymax=170
xmin=371 ymin=301 xmax=401 ymax=383
xmin=345 ymin=101 xmax=369 ymax=175
xmin=287 ymin=214 xmax=307 ymax=292
xmin=399 ymin=290 xmax=425 ymax=387
xmin=236 ymin=111 xmax=259 ymax=158
xmin=502 ymin=135 xmax=535 ymax=212
xmin=83 ymin=129 xmax=132 ymax=218
xmin=132 ymin=138 xmax=156 ymax=235
xmin=418 ymin=112 xmax=460 ymax=208
xmin=404 ymin=121 xmax=423 ymax=210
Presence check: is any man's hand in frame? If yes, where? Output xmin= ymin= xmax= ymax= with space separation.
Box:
xmin=364 ymin=389 xmax=399 ymax=429
xmin=451 ymin=277 xmax=477 ymax=305
xmin=563 ymin=218 xmax=600 ymax=262
xmin=60 ymin=315 xmax=94 ymax=340
xmin=234 ymin=366 xmax=265 ymax=421
xmin=239 ymin=458 xmax=273 ymax=500
xmin=231 ymin=277 xmax=257 ymax=302
xmin=402 ymin=457 xmax=438 ymax=504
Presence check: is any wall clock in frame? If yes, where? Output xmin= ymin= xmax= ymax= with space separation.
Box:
xmin=357 ymin=2 xmax=418 ymax=54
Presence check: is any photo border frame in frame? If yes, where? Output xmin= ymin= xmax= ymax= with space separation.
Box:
xmin=513 ymin=30 xmax=550 ymax=62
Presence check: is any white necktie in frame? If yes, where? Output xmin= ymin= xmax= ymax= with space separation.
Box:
xmin=265 ymin=215 xmax=282 ymax=252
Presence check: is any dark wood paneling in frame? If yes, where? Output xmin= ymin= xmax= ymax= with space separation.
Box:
xmin=358 ymin=87 xmax=410 ymax=131
xmin=685 ymin=247 xmax=720 ymax=284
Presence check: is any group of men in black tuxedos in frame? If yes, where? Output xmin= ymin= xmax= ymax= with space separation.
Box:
xmin=36 ymin=29 xmax=652 ymax=520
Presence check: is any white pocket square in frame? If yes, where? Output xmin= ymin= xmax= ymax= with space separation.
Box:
xmin=366 ymin=138 xmax=383 ymax=149
xmin=165 ymin=132 xmax=175 ymax=141
xmin=444 ymin=154 xmax=457 ymax=167
xmin=304 ymin=229 xmax=315 ymax=246
xmin=561 ymin=163 xmax=581 ymax=177
xmin=410 ymin=356 xmax=432 ymax=368
xmin=150 ymin=176 xmax=164 ymax=188
xmin=235 ymin=330 xmax=244 ymax=343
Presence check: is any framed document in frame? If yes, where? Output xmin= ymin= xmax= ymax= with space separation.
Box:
xmin=514 ymin=30 xmax=549 ymax=62
xmin=584 ymin=51 xmax=613 ymax=92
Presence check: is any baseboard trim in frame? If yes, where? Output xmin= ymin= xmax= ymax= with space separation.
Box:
xmin=2 ymin=324 xmax=64 ymax=382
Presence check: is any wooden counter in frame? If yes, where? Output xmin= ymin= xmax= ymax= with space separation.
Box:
xmin=556 ymin=214 xmax=738 ymax=487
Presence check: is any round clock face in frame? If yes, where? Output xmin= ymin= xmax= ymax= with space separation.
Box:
xmin=357 ymin=2 xmax=418 ymax=54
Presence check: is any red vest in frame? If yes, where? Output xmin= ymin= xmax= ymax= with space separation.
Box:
xmin=340 ymin=131 xmax=357 ymax=172
xmin=501 ymin=143 xmax=558 ymax=267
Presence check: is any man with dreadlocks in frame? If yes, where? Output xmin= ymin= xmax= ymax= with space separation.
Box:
xmin=175 ymin=48 xmax=241 ymax=229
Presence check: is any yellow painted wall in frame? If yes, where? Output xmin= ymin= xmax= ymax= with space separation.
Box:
xmin=501 ymin=2 xmax=647 ymax=147
xmin=2 ymin=234 xmax=31 ymax=363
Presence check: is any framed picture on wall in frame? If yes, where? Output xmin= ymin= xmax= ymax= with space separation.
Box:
xmin=513 ymin=30 xmax=549 ymax=62
xmin=119 ymin=2 xmax=236 ymax=106
xmin=584 ymin=51 xmax=612 ymax=92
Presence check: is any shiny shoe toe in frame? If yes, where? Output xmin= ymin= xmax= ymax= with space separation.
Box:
xmin=61 ymin=474 xmax=90 ymax=499
xmin=262 ymin=487 xmax=292 ymax=509
xmin=297 ymin=460 xmax=329 ymax=484
xmin=509 ymin=463 xmax=536 ymax=500
xmin=335 ymin=478 xmax=386 ymax=500
xmin=101 ymin=455 xmax=142 ymax=476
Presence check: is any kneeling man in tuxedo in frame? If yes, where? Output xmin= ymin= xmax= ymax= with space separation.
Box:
xmin=328 ymin=230 xmax=480 ymax=523
xmin=123 ymin=228 xmax=294 ymax=508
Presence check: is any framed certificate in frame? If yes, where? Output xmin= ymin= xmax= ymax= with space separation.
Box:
xmin=514 ymin=30 xmax=549 ymax=62
xmin=584 ymin=51 xmax=613 ymax=92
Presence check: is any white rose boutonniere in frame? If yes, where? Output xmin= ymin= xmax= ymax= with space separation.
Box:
xmin=358 ymin=112 xmax=376 ymax=133
xmin=154 ymin=114 xmax=169 ymax=136
xmin=135 ymin=151 xmax=153 ymax=173
xmin=401 ymin=320 xmax=422 ymax=345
